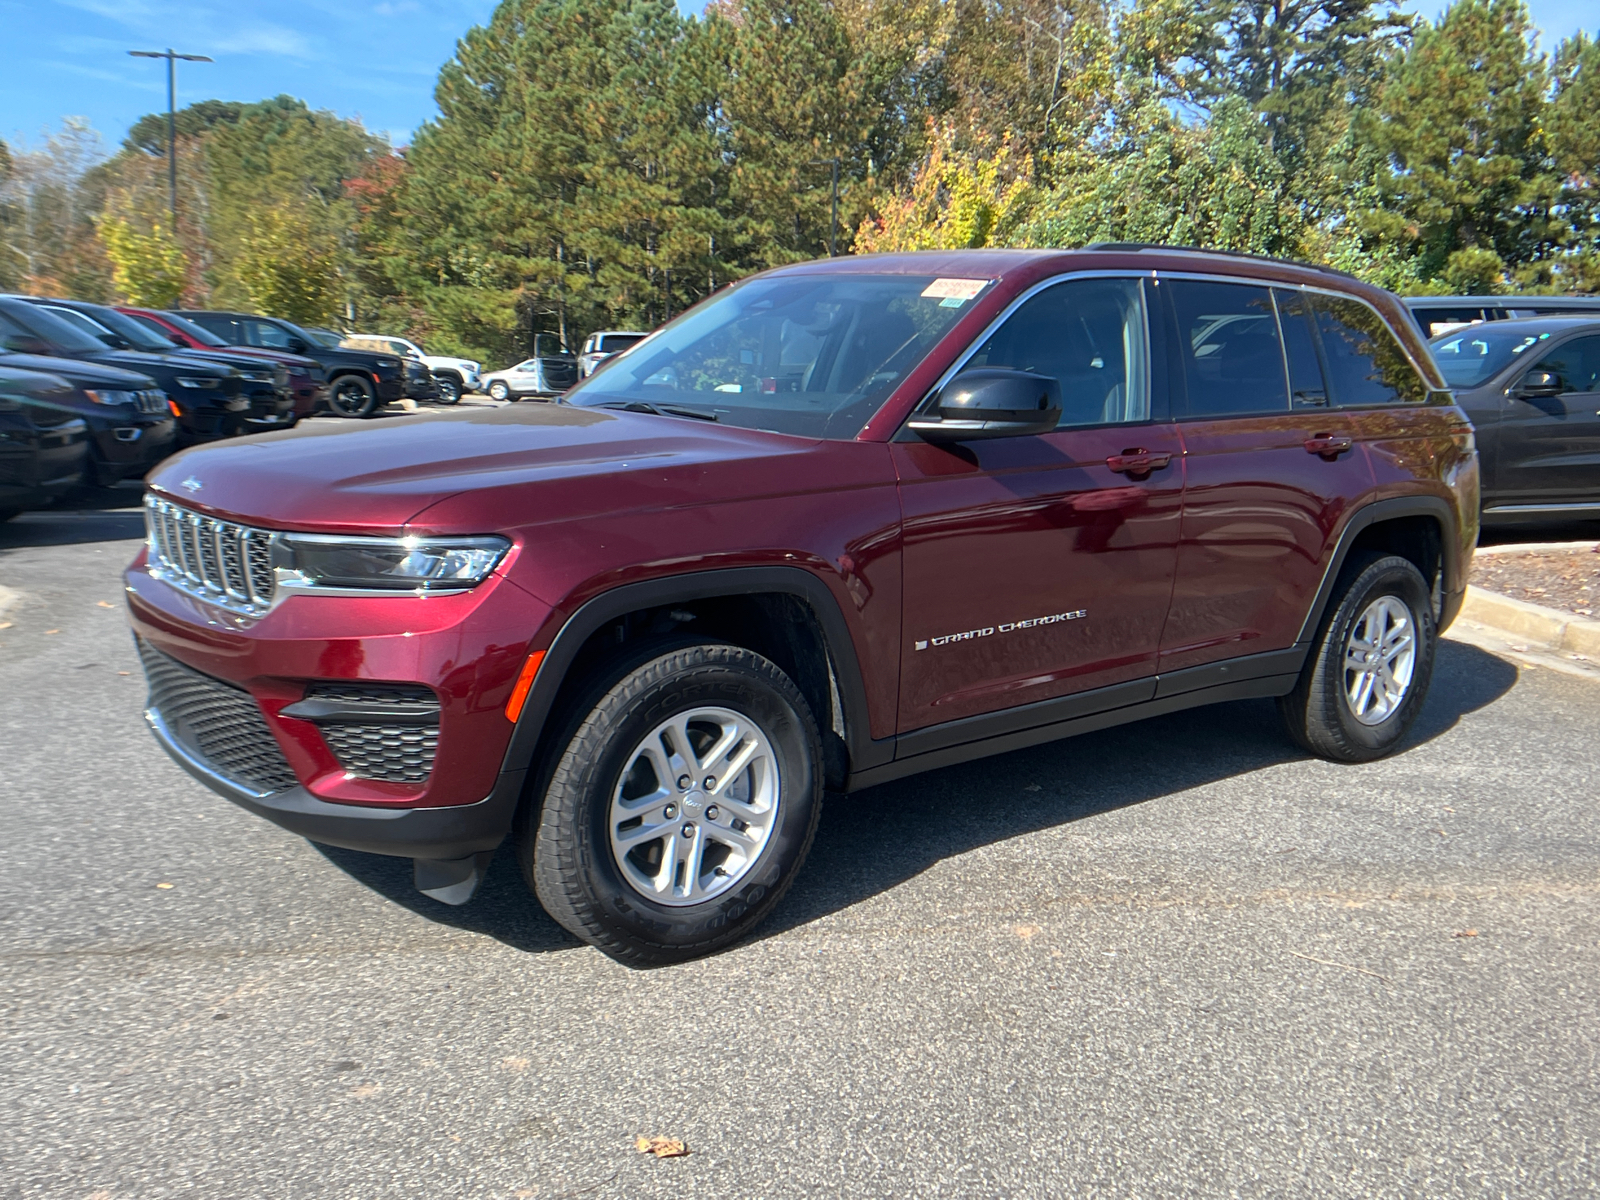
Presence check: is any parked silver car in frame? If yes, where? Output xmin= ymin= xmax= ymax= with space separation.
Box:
xmin=578 ymin=329 xmax=649 ymax=378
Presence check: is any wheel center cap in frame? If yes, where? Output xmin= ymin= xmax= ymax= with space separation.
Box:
xmin=683 ymin=790 xmax=706 ymax=812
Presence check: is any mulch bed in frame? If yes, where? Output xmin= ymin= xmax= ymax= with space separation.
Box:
xmin=1470 ymin=548 xmax=1600 ymax=618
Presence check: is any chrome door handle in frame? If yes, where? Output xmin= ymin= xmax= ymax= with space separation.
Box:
xmin=1305 ymin=434 xmax=1353 ymax=459
xmin=1107 ymin=449 xmax=1173 ymax=476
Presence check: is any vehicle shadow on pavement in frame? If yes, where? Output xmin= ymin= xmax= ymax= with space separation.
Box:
xmin=313 ymin=639 xmax=1514 ymax=958
xmin=0 ymin=496 xmax=146 ymax=552
xmin=760 ymin=638 xmax=1518 ymax=941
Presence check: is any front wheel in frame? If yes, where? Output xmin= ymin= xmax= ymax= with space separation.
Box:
xmin=1278 ymin=553 xmax=1437 ymax=762
xmin=487 ymin=380 xmax=510 ymax=402
xmin=434 ymin=375 xmax=461 ymax=405
xmin=522 ymin=642 xmax=824 ymax=966
xmin=327 ymin=375 xmax=378 ymax=418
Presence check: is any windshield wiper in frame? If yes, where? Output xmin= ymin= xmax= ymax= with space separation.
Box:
xmin=600 ymin=400 xmax=718 ymax=422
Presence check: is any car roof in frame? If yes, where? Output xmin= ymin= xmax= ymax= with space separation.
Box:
xmin=1406 ymin=294 xmax=1600 ymax=308
xmin=761 ymin=245 xmax=1360 ymax=283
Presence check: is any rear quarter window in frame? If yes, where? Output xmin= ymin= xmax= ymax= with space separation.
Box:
xmin=1309 ymin=295 xmax=1429 ymax=406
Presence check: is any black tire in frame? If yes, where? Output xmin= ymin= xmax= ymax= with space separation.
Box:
xmin=434 ymin=374 xmax=461 ymax=405
xmin=522 ymin=642 xmax=824 ymax=966
xmin=327 ymin=375 xmax=378 ymax=418
xmin=1278 ymin=553 xmax=1436 ymax=762
xmin=487 ymin=380 xmax=510 ymax=402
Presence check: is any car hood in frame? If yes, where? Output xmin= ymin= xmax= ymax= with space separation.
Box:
xmin=0 ymin=352 xmax=157 ymax=389
xmin=145 ymin=402 xmax=825 ymax=534
xmin=85 ymin=348 xmax=239 ymax=378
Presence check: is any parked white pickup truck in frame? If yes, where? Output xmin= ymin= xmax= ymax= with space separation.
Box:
xmin=343 ymin=335 xmax=482 ymax=405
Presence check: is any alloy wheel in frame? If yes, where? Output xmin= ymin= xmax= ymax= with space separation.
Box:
xmin=1342 ymin=595 xmax=1416 ymax=725
xmin=608 ymin=706 xmax=780 ymax=906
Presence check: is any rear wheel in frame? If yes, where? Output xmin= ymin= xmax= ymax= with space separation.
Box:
xmin=434 ymin=375 xmax=461 ymax=405
xmin=1278 ymin=553 xmax=1436 ymax=762
xmin=327 ymin=375 xmax=378 ymax=418
xmin=488 ymin=380 xmax=510 ymax=402
xmin=522 ymin=642 xmax=824 ymax=966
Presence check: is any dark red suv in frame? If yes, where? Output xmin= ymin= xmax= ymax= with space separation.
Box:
xmin=127 ymin=247 xmax=1478 ymax=964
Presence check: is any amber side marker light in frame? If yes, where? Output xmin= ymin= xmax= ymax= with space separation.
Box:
xmin=167 ymin=399 xmax=182 ymax=417
xmin=505 ymin=650 xmax=547 ymax=722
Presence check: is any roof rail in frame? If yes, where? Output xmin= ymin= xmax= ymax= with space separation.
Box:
xmin=1081 ymin=242 xmax=1359 ymax=282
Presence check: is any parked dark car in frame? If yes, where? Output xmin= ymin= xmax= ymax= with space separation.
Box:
xmin=0 ymin=296 xmax=247 ymax=447
xmin=0 ymin=363 xmax=92 ymax=520
xmin=1408 ymin=294 xmax=1600 ymax=339
xmin=0 ymin=319 xmax=177 ymax=485
xmin=117 ymin=307 xmax=325 ymax=421
xmin=23 ymin=298 xmax=296 ymax=435
xmin=1431 ymin=316 xmax=1600 ymax=524
xmin=178 ymin=311 xmax=405 ymax=418
xmin=130 ymin=246 xmax=1475 ymax=965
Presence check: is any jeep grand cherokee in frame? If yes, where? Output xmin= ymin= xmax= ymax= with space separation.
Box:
xmin=127 ymin=246 xmax=1477 ymax=965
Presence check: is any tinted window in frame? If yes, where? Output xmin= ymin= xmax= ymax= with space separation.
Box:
xmin=1527 ymin=336 xmax=1600 ymax=394
xmin=186 ymin=314 xmax=240 ymax=343
xmin=1274 ymin=290 xmax=1329 ymax=409
xmin=156 ymin=313 xmax=228 ymax=347
xmin=599 ymin=333 xmax=646 ymax=353
xmin=245 ymin=320 xmax=296 ymax=350
xmin=1430 ymin=326 xmax=1553 ymax=387
xmin=41 ymin=306 xmax=117 ymax=344
xmin=569 ymin=274 xmax=980 ymax=439
xmin=1167 ymin=280 xmax=1287 ymax=417
xmin=1310 ymin=295 xmax=1427 ymax=406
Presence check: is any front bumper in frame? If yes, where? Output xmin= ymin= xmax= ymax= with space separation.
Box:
xmin=91 ymin=416 xmax=177 ymax=484
xmin=125 ymin=548 xmax=559 ymax=858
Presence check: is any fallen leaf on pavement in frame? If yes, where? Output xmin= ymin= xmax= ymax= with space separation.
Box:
xmin=1014 ymin=924 xmax=1041 ymax=939
xmin=1453 ymin=929 xmax=1479 ymax=938
xmin=44 ymin=629 xmax=59 ymax=635
xmin=0 ymin=622 xmax=11 ymax=630
xmin=635 ymin=1136 xmax=688 ymax=1158
xmin=97 ymin=601 xmax=114 ymax=608
xmin=350 ymin=1083 xmax=380 ymax=1097
xmin=155 ymin=882 xmax=174 ymax=889
xmin=500 ymin=1056 xmax=530 ymax=1072
xmin=118 ymin=671 xmax=131 ymax=676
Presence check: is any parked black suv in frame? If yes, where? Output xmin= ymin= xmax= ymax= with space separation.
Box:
xmin=0 ymin=315 xmax=177 ymax=485
xmin=26 ymin=299 xmax=296 ymax=434
xmin=0 ymin=363 xmax=92 ymax=519
xmin=0 ymin=297 xmax=245 ymax=447
xmin=179 ymin=312 xmax=406 ymax=418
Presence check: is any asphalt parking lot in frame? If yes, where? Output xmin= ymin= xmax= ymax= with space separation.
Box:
xmin=3 ymin=500 xmax=1598 ymax=1199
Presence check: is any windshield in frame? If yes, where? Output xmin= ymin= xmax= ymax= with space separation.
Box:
xmin=302 ymin=326 xmax=344 ymax=349
xmin=1431 ymin=326 xmax=1556 ymax=388
xmin=77 ymin=304 xmax=180 ymax=352
xmin=567 ymin=274 xmax=986 ymax=439
xmin=0 ymin=300 xmax=108 ymax=353
xmin=134 ymin=310 xmax=229 ymax=348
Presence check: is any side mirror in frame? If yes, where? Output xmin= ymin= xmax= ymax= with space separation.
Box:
xmin=1517 ymin=370 xmax=1563 ymax=399
xmin=1 ymin=334 xmax=51 ymax=356
xmin=169 ymin=334 xmax=188 ymax=347
xmin=288 ymin=337 xmax=308 ymax=354
xmin=907 ymin=368 xmax=1062 ymax=442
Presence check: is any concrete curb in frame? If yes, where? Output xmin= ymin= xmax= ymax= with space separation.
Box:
xmin=1475 ymin=540 xmax=1599 ymax=557
xmin=1459 ymin=585 xmax=1600 ymax=659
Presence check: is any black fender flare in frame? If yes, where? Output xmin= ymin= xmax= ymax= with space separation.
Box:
xmin=1294 ymin=495 xmax=1463 ymax=646
xmin=495 ymin=566 xmax=893 ymax=789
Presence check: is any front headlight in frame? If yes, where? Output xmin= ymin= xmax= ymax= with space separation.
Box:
xmin=175 ymin=376 xmax=222 ymax=389
xmin=237 ymin=368 xmax=273 ymax=383
xmin=275 ymin=534 xmax=510 ymax=592
xmin=377 ymin=357 xmax=401 ymax=369
xmin=84 ymin=389 xmax=137 ymax=406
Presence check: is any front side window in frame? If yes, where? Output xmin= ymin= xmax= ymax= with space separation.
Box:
xmin=567 ymin=274 xmax=984 ymax=439
xmin=1527 ymin=336 xmax=1600 ymax=394
xmin=246 ymin=320 xmax=295 ymax=350
xmin=1167 ymin=280 xmax=1288 ymax=417
xmin=1310 ymin=295 xmax=1428 ymax=406
xmin=186 ymin=314 xmax=239 ymax=342
xmin=961 ymin=276 xmax=1149 ymax=427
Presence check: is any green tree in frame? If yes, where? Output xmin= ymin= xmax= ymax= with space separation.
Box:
xmin=235 ymin=201 xmax=341 ymax=324
xmin=98 ymin=213 xmax=186 ymax=307
xmin=1354 ymin=0 xmax=1561 ymax=290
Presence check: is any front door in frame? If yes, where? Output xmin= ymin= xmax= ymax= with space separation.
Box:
xmin=894 ymin=275 xmax=1184 ymax=734
xmin=1157 ymin=280 xmax=1374 ymax=675
xmin=1498 ymin=334 xmax=1600 ymax=503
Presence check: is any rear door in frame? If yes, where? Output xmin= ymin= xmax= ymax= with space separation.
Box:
xmin=1497 ymin=334 xmax=1600 ymax=503
xmin=1157 ymin=279 xmax=1372 ymax=677
xmin=894 ymin=275 xmax=1184 ymax=734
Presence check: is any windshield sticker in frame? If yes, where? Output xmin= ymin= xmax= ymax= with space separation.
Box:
xmin=921 ymin=278 xmax=989 ymax=305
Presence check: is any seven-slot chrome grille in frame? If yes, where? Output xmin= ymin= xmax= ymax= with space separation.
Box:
xmin=145 ymin=494 xmax=277 ymax=615
xmin=134 ymin=389 xmax=169 ymax=414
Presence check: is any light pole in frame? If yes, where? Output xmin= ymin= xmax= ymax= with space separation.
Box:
xmin=807 ymin=157 xmax=840 ymax=257
xmin=127 ymin=48 xmax=213 ymax=225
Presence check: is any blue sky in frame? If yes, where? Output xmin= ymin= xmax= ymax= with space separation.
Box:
xmin=1 ymin=0 xmax=1593 ymax=155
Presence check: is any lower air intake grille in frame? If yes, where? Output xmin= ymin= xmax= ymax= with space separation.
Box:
xmin=139 ymin=639 xmax=298 ymax=795
xmin=303 ymin=682 xmax=440 ymax=784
